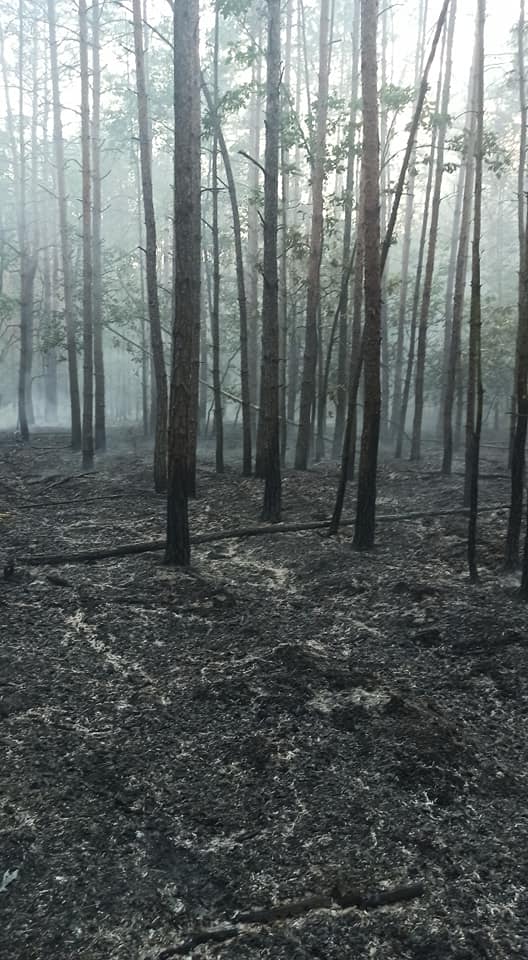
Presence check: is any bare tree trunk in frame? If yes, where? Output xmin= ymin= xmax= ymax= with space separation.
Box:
xmin=394 ymin=50 xmax=444 ymax=459
xmin=92 ymin=0 xmax=106 ymax=451
xmin=442 ymin=57 xmax=477 ymax=475
xmin=506 ymin=0 xmax=528 ymax=569
xmin=294 ymin=0 xmax=332 ymax=469
xmin=79 ymin=0 xmax=94 ymax=470
xmin=353 ymin=0 xmax=381 ymax=550
xmin=259 ymin=0 xmax=282 ymax=521
xmin=17 ymin=1 xmax=37 ymax=441
xmin=132 ymin=0 xmax=168 ymax=491
xmin=466 ymin=0 xmax=485 ymax=582
xmin=410 ymin=0 xmax=457 ymax=461
xmin=47 ymin=0 xmax=81 ymax=449
xmin=210 ymin=9 xmax=224 ymax=473
xmin=166 ymin=0 xmax=200 ymax=565
xmin=333 ymin=0 xmax=361 ymax=458
xmin=279 ymin=0 xmax=293 ymax=463
xmin=247 ymin=15 xmax=263 ymax=429
xmin=201 ymin=78 xmax=251 ymax=474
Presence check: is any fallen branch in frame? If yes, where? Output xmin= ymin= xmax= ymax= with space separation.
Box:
xmin=17 ymin=504 xmax=509 ymax=567
xmin=152 ymin=882 xmax=424 ymax=959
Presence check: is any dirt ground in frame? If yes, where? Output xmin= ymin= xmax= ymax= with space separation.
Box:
xmin=1 ymin=428 xmax=527 ymax=960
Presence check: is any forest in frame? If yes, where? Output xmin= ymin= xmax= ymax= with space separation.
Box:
xmin=1 ymin=0 xmax=528 ymax=957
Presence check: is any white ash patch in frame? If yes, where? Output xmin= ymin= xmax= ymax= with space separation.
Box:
xmin=309 ymin=687 xmax=391 ymax=714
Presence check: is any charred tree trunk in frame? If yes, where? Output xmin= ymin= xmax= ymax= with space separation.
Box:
xmin=47 ymin=0 xmax=81 ymax=448
xmin=506 ymin=0 xmax=528 ymax=569
xmin=79 ymin=0 xmax=94 ymax=470
xmin=92 ymin=0 xmax=106 ymax=451
xmin=410 ymin=0 xmax=457 ymax=461
xmin=390 ymin=0 xmax=428 ymax=435
xmin=333 ymin=0 xmax=361 ymax=458
xmin=294 ymin=0 xmax=332 ymax=469
xmin=132 ymin=0 xmax=168 ymax=492
xmin=442 ymin=56 xmax=477 ymax=476
xmin=394 ymin=53 xmax=444 ymax=459
xmin=352 ymin=0 xmax=381 ymax=550
xmin=201 ymin=77 xmax=252 ymax=475
xmin=466 ymin=0 xmax=485 ymax=582
xmin=210 ymin=10 xmax=224 ymax=474
xmin=258 ymin=0 xmax=282 ymax=521
xmin=166 ymin=0 xmax=200 ymax=565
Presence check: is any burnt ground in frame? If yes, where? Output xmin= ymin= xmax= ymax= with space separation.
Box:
xmin=1 ymin=427 xmax=528 ymax=960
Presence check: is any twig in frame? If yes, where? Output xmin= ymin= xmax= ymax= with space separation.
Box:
xmin=151 ymin=882 xmax=424 ymax=959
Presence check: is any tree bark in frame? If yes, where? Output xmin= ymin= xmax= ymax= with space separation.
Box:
xmin=410 ymin=0 xmax=457 ymax=461
xmin=352 ymin=0 xmax=381 ymax=550
xmin=79 ymin=0 xmax=94 ymax=470
xmin=210 ymin=9 xmax=224 ymax=474
xmin=132 ymin=0 xmax=168 ymax=492
xmin=442 ymin=56 xmax=477 ymax=476
xmin=505 ymin=0 xmax=528 ymax=569
xmin=47 ymin=0 xmax=81 ymax=448
xmin=333 ymin=0 xmax=361 ymax=458
xmin=294 ymin=0 xmax=332 ymax=469
xmin=165 ymin=0 xmax=200 ymax=565
xmin=258 ymin=0 xmax=282 ymax=522
xmin=92 ymin=0 xmax=106 ymax=451
xmin=466 ymin=0 xmax=485 ymax=582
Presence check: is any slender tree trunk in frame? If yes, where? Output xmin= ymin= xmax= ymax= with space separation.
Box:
xmin=166 ymin=0 xmax=200 ymax=565
xmin=132 ymin=0 xmax=168 ymax=491
xmin=210 ymin=10 xmax=224 ymax=473
xmin=294 ymin=0 xmax=332 ymax=469
xmin=353 ymin=0 xmax=381 ymax=550
xmin=79 ymin=0 xmax=94 ymax=470
xmin=390 ymin=0 xmax=428 ymax=436
xmin=333 ymin=0 xmax=361 ymax=458
xmin=247 ymin=16 xmax=263 ymax=429
xmin=410 ymin=0 xmax=457 ymax=461
xmin=201 ymin=77 xmax=252 ymax=475
xmin=466 ymin=0 xmax=485 ymax=582
xmin=17 ymin=0 xmax=37 ymax=441
xmin=92 ymin=0 xmax=106 ymax=451
xmin=506 ymin=0 xmax=528 ymax=569
xmin=394 ymin=50 xmax=444 ymax=459
xmin=442 ymin=58 xmax=477 ymax=475
xmin=279 ymin=0 xmax=293 ymax=463
xmin=258 ymin=0 xmax=282 ymax=522
xmin=47 ymin=0 xmax=81 ymax=449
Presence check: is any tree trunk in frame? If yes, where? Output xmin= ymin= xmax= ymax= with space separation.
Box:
xmin=442 ymin=56 xmax=477 ymax=476
xmin=166 ymin=0 xmax=201 ymax=565
xmin=333 ymin=0 xmax=361 ymax=458
xmin=353 ymin=0 xmax=381 ymax=550
xmin=258 ymin=0 xmax=282 ymax=522
xmin=132 ymin=0 xmax=168 ymax=491
xmin=294 ymin=0 xmax=332 ymax=469
xmin=410 ymin=0 xmax=457 ymax=461
xmin=390 ymin=0 xmax=428 ymax=436
xmin=92 ymin=0 xmax=106 ymax=451
xmin=394 ymin=52 xmax=444 ymax=459
xmin=466 ymin=0 xmax=485 ymax=582
xmin=210 ymin=9 xmax=224 ymax=474
xmin=505 ymin=0 xmax=528 ymax=569
xmin=279 ymin=0 xmax=293 ymax=463
xmin=79 ymin=0 xmax=94 ymax=470
xmin=47 ymin=0 xmax=81 ymax=449
xmin=247 ymin=16 xmax=263 ymax=431
xmin=201 ymin=77 xmax=252 ymax=476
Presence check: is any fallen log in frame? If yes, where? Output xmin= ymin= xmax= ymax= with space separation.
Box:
xmin=152 ymin=882 xmax=424 ymax=959
xmin=17 ymin=504 xmax=509 ymax=567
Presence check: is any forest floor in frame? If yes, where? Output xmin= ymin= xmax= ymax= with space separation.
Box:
xmin=1 ymin=427 xmax=528 ymax=960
